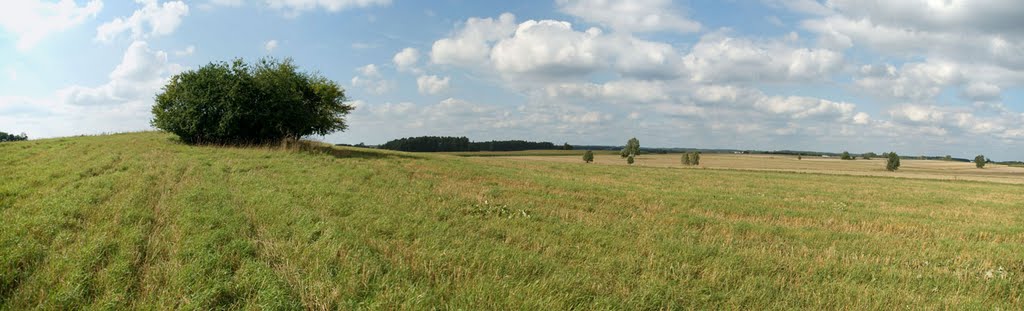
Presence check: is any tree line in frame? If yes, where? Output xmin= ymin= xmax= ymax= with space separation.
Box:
xmin=379 ymin=136 xmax=558 ymax=152
xmin=0 ymin=131 xmax=28 ymax=142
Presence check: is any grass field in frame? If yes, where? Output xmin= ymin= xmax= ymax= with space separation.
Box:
xmin=1 ymin=132 xmax=1022 ymax=309
xmin=493 ymin=153 xmax=1024 ymax=185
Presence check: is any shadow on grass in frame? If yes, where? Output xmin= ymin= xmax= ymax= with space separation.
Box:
xmin=291 ymin=141 xmax=420 ymax=160
xmin=162 ymin=134 xmax=421 ymax=160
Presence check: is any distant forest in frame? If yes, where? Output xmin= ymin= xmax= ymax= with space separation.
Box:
xmin=379 ymin=136 xmax=557 ymax=152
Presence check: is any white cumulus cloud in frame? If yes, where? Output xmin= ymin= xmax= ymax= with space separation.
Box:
xmin=0 ymin=0 xmax=103 ymax=51
xmin=556 ymin=0 xmax=701 ymax=33
xmin=416 ymin=75 xmax=450 ymax=95
xmin=96 ymin=0 xmax=190 ymax=42
xmin=265 ymin=39 xmax=279 ymax=52
xmin=393 ymin=47 xmax=420 ymax=72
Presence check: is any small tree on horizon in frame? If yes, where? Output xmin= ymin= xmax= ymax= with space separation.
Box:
xmin=886 ymin=151 xmax=901 ymax=171
xmin=563 ymin=142 xmax=573 ymax=150
xmin=623 ymin=137 xmax=640 ymax=164
xmin=582 ymin=150 xmax=594 ymax=163
xmin=975 ymin=155 xmax=986 ymax=168
xmin=944 ymin=155 xmax=952 ymax=161
xmin=841 ymin=151 xmax=853 ymax=160
xmin=681 ymin=153 xmax=691 ymax=165
xmin=693 ymin=152 xmax=701 ymax=166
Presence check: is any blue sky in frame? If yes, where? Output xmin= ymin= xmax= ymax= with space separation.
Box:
xmin=2 ymin=0 xmax=1024 ymax=160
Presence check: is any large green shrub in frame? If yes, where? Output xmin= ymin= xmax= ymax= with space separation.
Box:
xmin=886 ymin=152 xmax=901 ymax=171
xmin=152 ymin=58 xmax=354 ymax=144
xmin=582 ymin=150 xmax=594 ymax=163
xmin=975 ymin=155 xmax=986 ymax=168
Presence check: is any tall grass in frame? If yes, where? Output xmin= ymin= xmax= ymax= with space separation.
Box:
xmin=0 ymin=132 xmax=1021 ymax=309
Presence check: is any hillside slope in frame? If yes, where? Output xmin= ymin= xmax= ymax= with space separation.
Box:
xmin=1 ymin=132 xmax=1021 ymax=309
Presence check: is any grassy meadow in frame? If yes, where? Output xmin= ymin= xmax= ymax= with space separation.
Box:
xmin=1 ymin=132 xmax=1022 ymax=309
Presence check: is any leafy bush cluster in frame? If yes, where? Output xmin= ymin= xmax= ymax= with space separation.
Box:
xmin=620 ymin=137 xmax=640 ymax=165
xmin=620 ymin=138 xmax=639 ymax=158
xmin=0 ymin=131 xmax=27 ymax=142
xmin=582 ymin=150 xmax=594 ymax=163
xmin=151 ymin=58 xmax=353 ymax=144
xmin=681 ymin=152 xmax=700 ymax=166
xmin=886 ymin=152 xmax=901 ymax=171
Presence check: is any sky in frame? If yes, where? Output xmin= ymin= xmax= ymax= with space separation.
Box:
xmin=2 ymin=0 xmax=1024 ymax=160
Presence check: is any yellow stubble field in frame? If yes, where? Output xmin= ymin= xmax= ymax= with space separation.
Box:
xmin=490 ymin=153 xmax=1024 ymax=184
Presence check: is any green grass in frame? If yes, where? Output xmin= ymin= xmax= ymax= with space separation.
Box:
xmin=1 ymin=132 xmax=1022 ymax=309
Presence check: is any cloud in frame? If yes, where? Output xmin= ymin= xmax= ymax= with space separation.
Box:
xmin=57 ymin=41 xmax=182 ymax=107
xmin=431 ymin=13 xmax=517 ymax=66
xmin=174 ymin=45 xmax=195 ymax=56
xmin=96 ymin=0 xmax=190 ymax=42
xmin=264 ymin=39 xmax=279 ymax=52
xmin=351 ymin=64 xmax=394 ymax=95
xmin=264 ymin=0 xmax=391 ymax=16
xmin=2 ymin=41 xmax=183 ymax=138
xmin=799 ymin=0 xmax=1024 ymax=70
xmin=416 ymin=75 xmax=450 ymax=95
xmin=682 ymin=32 xmax=844 ymax=83
xmin=0 ymin=0 xmax=103 ymax=51
xmin=762 ymin=0 xmax=833 ymax=16
xmin=855 ymin=61 xmax=962 ymax=101
xmin=963 ymin=81 xmax=1002 ymax=102
xmin=881 ymin=103 xmax=1024 ymax=141
xmin=433 ymin=13 xmax=845 ymax=85
xmin=393 ymin=47 xmax=420 ymax=72
xmin=206 ymin=0 xmax=242 ymax=7
xmin=433 ymin=13 xmax=690 ymax=81
xmin=852 ymin=112 xmax=870 ymax=125
xmin=490 ymin=20 xmax=605 ymax=76
xmin=357 ymin=64 xmax=380 ymax=77
xmin=556 ymin=0 xmax=701 ymax=33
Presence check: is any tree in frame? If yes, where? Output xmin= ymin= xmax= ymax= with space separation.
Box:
xmin=863 ymin=152 xmax=877 ymax=160
xmin=841 ymin=151 xmax=853 ymax=160
xmin=152 ymin=58 xmax=354 ymax=145
xmin=681 ymin=153 xmax=691 ymax=165
xmin=623 ymin=137 xmax=640 ymax=163
xmin=0 ymin=131 xmax=28 ymax=142
xmin=886 ymin=152 xmax=901 ymax=171
xmin=975 ymin=155 xmax=986 ymax=168
xmin=582 ymin=150 xmax=594 ymax=163
xmin=692 ymin=152 xmax=701 ymax=166
xmin=563 ymin=142 xmax=573 ymax=150
xmin=944 ymin=155 xmax=952 ymax=161
xmin=797 ymin=154 xmax=802 ymax=160
xmin=625 ymin=138 xmax=640 ymax=156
